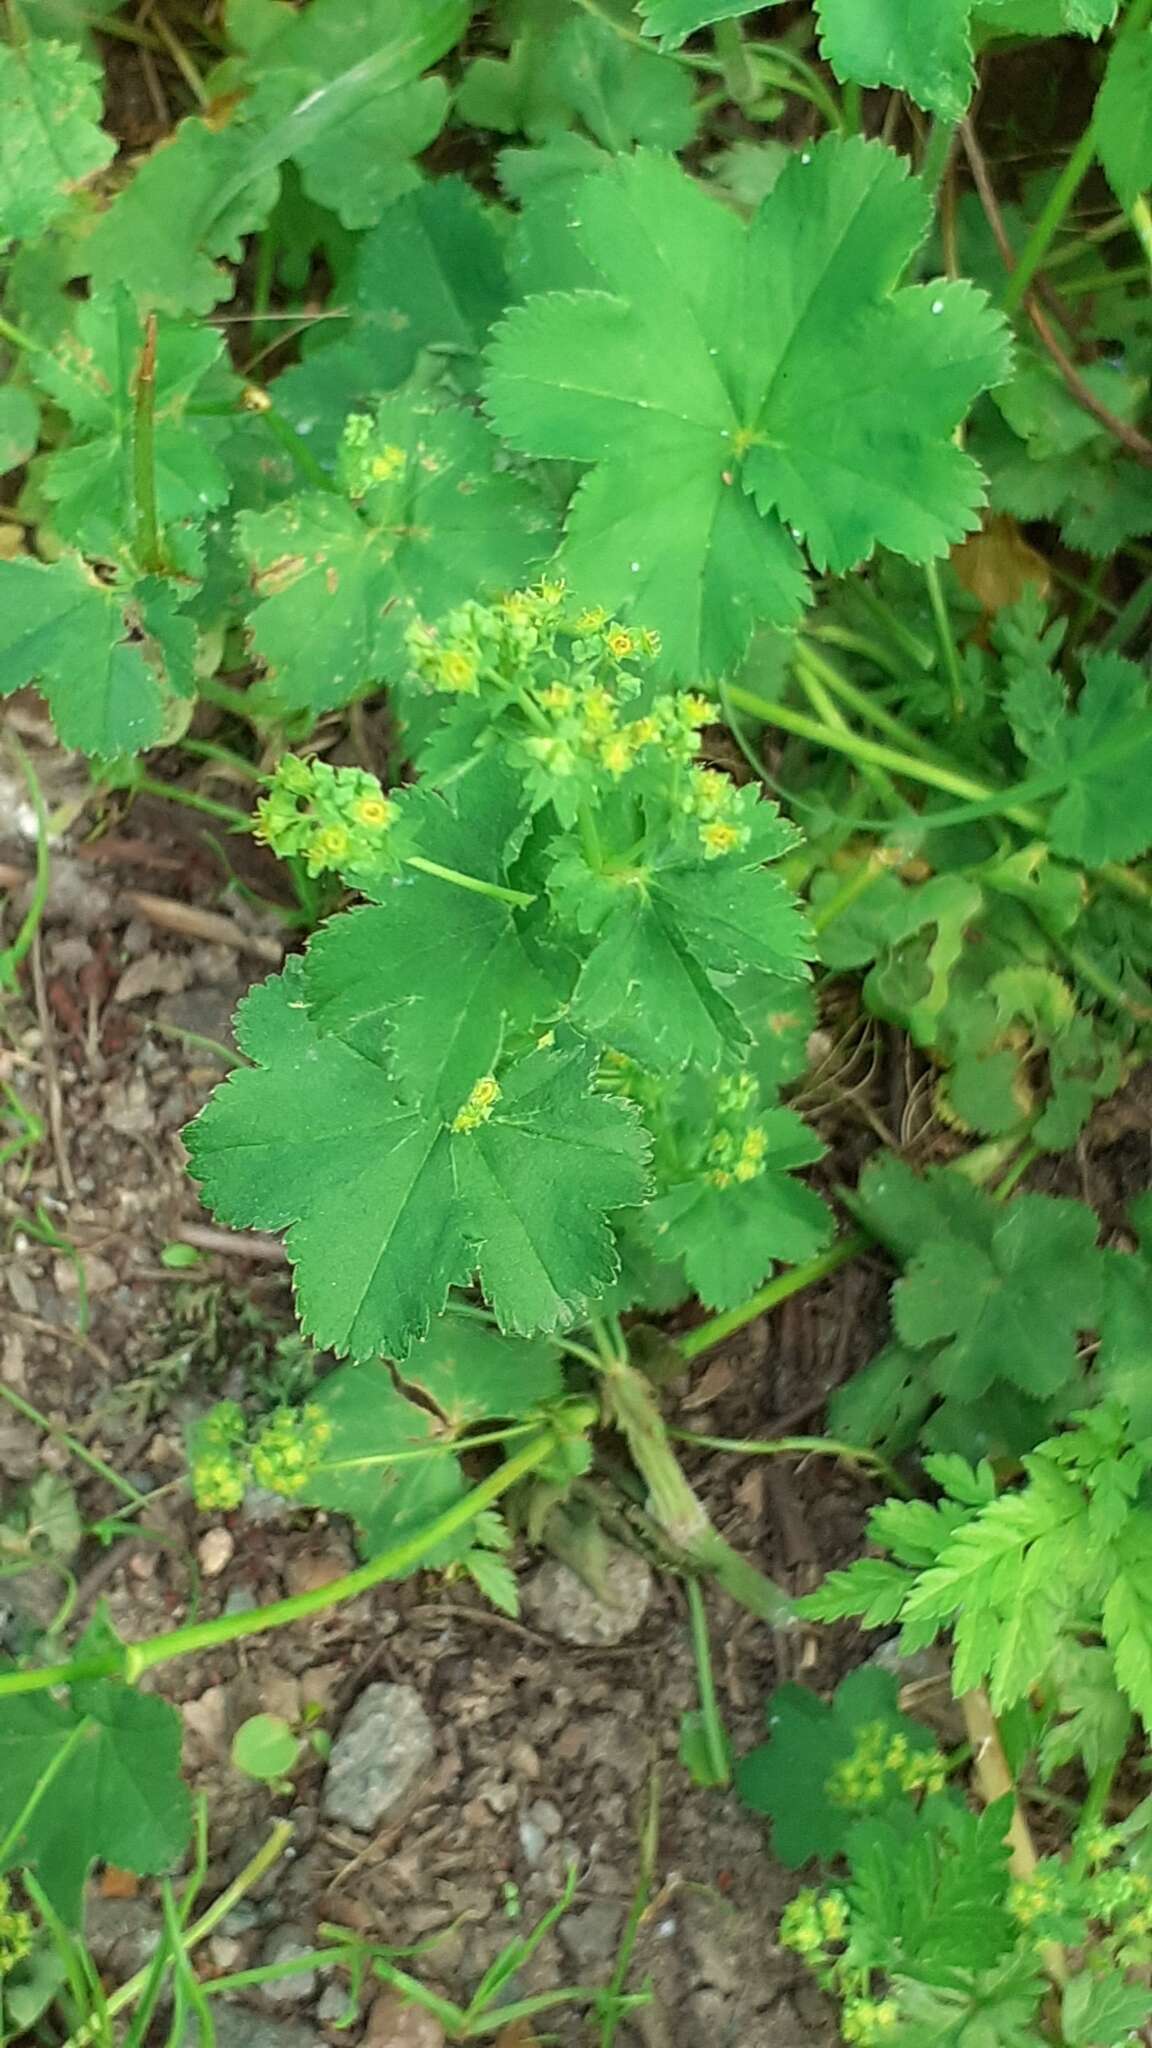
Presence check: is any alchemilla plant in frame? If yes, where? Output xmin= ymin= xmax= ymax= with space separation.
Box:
xmin=2 ymin=0 xmax=1152 ymax=2041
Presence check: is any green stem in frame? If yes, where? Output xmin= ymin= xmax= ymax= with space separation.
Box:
xmin=131 ymin=775 xmax=253 ymax=828
xmin=923 ymin=560 xmax=967 ymax=718
xmin=714 ymin=17 xmax=758 ymax=107
xmin=677 ymin=1234 xmax=868 ymax=1362
xmin=403 ymin=854 xmax=535 ymax=909
xmin=0 ymin=1420 xmax=582 ymax=1701
xmin=919 ymin=116 xmax=958 ymax=201
xmin=1130 ymin=194 xmax=1152 ymax=282
xmin=0 ymin=1382 xmax=146 ymax=1507
xmin=0 ymin=309 xmax=42 ymax=356
xmin=590 ymin=1327 xmax=793 ymax=1624
xmin=1069 ymin=1757 xmax=1122 ymax=1881
xmin=810 ymin=852 xmax=887 ymax=936
xmin=685 ymin=1579 xmax=730 ymax=1787
xmin=795 ymin=657 xmax=899 ymax=811
xmin=671 ymin=1427 xmax=908 ymax=1499
xmin=132 ymin=312 xmax=163 ymax=575
xmin=0 ymin=729 xmax=50 ymax=991
xmin=61 ymin=1823 xmax=296 ymax=2048
xmin=744 ymin=38 xmax=845 ymax=131
xmin=1103 ymin=566 xmax=1152 ymax=653
xmin=257 ymin=401 xmax=339 ymax=494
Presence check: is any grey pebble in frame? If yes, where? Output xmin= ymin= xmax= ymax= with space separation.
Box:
xmin=322 ymin=1683 xmax=435 ymax=1832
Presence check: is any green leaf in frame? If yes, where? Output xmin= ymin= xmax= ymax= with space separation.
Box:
xmin=459 ymin=13 xmax=698 ymax=153
xmin=234 ymin=0 xmax=466 ymax=228
xmin=847 ymin=1799 xmax=1016 ymax=1978
xmin=1061 ymin=1971 xmax=1152 ymax=2048
xmin=1101 ymin=1521 xmax=1152 ymax=1728
xmin=1046 ymin=656 xmax=1152 ymax=867
xmin=0 ymin=37 xmax=113 ymax=245
xmin=296 ymin=1360 xmax=468 ymax=1561
xmin=0 ymin=389 xmax=39 ymax=474
xmin=399 ymin=1317 xmax=563 ymax=1427
xmin=817 ymin=0 xmax=972 ymax=119
xmin=0 ymin=1678 xmax=191 ymax=1923
xmin=238 ymin=392 xmax=552 ymax=716
xmin=305 ymin=764 xmax=547 ymax=1115
xmin=187 ymin=970 xmax=648 ymax=1358
xmin=32 ymin=291 xmax=235 ymax=558
xmin=893 ymin=1194 xmax=1105 ymax=1403
xmin=83 ymin=112 xmax=282 ymax=316
xmin=644 ymin=1110 xmax=831 ymax=1309
xmin=735 ymin=1667 xmax=935 ymax=1867
xmin=636 ymin=0 xmax=755 ymax=50
xmin=1097 ymin=24 xmax=1152 ymax=212
xmin=485 ymin=141 xmax=1009 ymax=676
xmin=798 ymin=1556 xmax=915 ymax=1627
xmin=231 ymin=1713 xmax=302 ymax=1782
xmin=0 ymin=554 xmax=192 ymax=756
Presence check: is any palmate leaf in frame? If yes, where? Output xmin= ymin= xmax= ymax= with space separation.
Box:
xmin=238 ymin=391 xmax=553 ymax=716
xmin=0 ymin=554 xmax=194 ymax=756
xmin=304 ymin=762 xmax=551 ymax=1114
xmin=31 ymin=292 xmax=235 ymax=558
xmin=230 ymin=0 xmax=467 ymax=229
xmin=458 ymin=12 xmax=698 ymax=153
xmin=894 ymin=1193 xmax=1105 ymax=1403
xmin=296 ymin=1362 xmax=467 ymax=1561
xmin=186 ymin=968 xmax=648 ymax=1359
xmin=644 ymin=1108 xmax=831 ymax=1309
xmin=0 ymin=1668 xmax=191 ymax=1924
xmin=399 ymin=1316 xmax=563 ymax=1427
xmin=0 ymin=37 xmax=114 ymax=245
xmin=485 ymin=141 xmax=1009 ymax=676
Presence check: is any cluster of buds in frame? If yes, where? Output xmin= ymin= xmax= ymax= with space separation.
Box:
xmin=0 ymin=1880 xmax=33 ymax=1978
xmin=191 ymin=1399 xmax=333 ymax=1513
xmin=255 ymin=754 xmax=396 ymax=880
xmin=826 ymin=1721 xmax=948 ymax=1811
xmin=779 ymin=1887 xmax=848 ymax=1961
xmin=682 ymin=766 xmax=752 ymax=860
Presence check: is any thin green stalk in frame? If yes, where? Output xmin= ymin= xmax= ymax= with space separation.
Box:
xmin=671 ymin=1427 xmax=908 ymax=1499
xmin=1103 ymin=566 xmax=1152 ymax=652
xmin=0 ymin=309 xmax=43 ymax=356
xmin=919 ymin=116 xmax=958 ymax=201
xmin=0 ymin=1383 xmax=147 ymax=1507
xmin=842 ymin=79 xmax=862 ymax=135
xmin=677 ymin=1233 xmax=868 ymax=1362
xmin=923 ymin=560 xmax=967 ymax=717
xmin=403 ymin=854 xmax=535 ymax=909
xmin=1130 ymin=194 xmax=1152 ymax=281
xmin=257 ymin=401 xmax=339 ymax=494
xmin=599 ymin=1770 xmax=661 ymax=2048
xmin=1069 ymin=1758 xmax=1122 ymax=1881
xmin=0 ymin=1079 xmax=43 ymax=1170
xmin=62 ymin=1823 xmax=296 ymax=2048
xmin=685 ymin=1581 xmax=730 ymax=1788
xmin=796 ymin=642 xmax=941 ymax=756
xmin=132 ymin=313 xmax=163 ymax=575
xmin=744 ymin=38 xmax=845 ymax=131
xmin=810 ymin=852 xmax=887 ymax=936
xmin=131 ymin=776 xmax=252 ymax=828
xmin=728 ymin=683 xmax=1018 ymax=814
xmin=795 ymin=655 xmax=900 ymax=811
xmin=714 ymin=17 xmax=758 ymax=107
xmin=0 ymin=729 xmax=50 ymax=991
xmin=178 ymin=738 xmax=262 ymax=780
xmin=0 ymin=1418 xmax=583 ymax=1700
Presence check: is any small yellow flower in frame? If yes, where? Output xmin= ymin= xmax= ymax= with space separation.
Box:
xmin=370 ymin=443 xmax=407 ymax=482
xmin=681 ymin=693 xmax=713 ymax=727
xmin=538 ymin=682 xmax=575 ymax=713
xmin=537 ymin=575 xmax=567 ymax=605
xmin=606 ymin=627 xmax=635 ymax=659
xmin=629 ymin=716 xmax=660 ymax=747
xmin=635 ymin=627 xmax=662 ymax=658
xmin=581 ymin=686 xmax=617 ymax=735
xmin=313 ymin=824 xmax=349 ymax=861
xmin=353 ymin=795 xmax=394 ymax=830
xmin=734 ymin=1125 xmax=767 ymax=1182
xmin=700 ymin=820 xmax=742 ymax=858
xmin=436 ymin=648 xmax=479 ymax=691
xmin=453 ymin=1074 xmax=502 ymax=1134
xmin=600 ymin=733 xmax=635 ymax=777
xmin=575 ymin=606 xmax=608 ymax=632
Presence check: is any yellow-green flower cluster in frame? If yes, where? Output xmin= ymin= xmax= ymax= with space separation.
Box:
xmin=255 ymin=754 xmax=397 ymax=879
xmin=0 ymin=1881 xmax=33 ymax=1978
xmin=451 ymin=1074 xmax=501 ymax=1134
xmin=706 ymin=1121 xmax=767 ymax=1190
xmin=826 ymin=1721 xmax=948 ymax=1811
xmin=779 ymin=1887 xmax=848 ymax=1961
xmin=683 ymin=766 xmax=752 ymax=860
xmin=841 ymin=1997 xmax=899 ymax=2044
xmin=250 ymin=1403 xmax=332 ymax=1497
xmin=191 ymin=1400 xmax=332 ymax=1511
xmin=341 ymin=412 xmax=411 ymax=497
xmin=190 ymin=1400 xmax=249 ymax=1513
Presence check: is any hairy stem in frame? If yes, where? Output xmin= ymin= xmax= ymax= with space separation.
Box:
xmin=132 ymin=312 xmax=163 ymax=575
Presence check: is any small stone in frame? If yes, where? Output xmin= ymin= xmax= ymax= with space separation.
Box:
xmin=523 ymin=1546 xmax=652 ymax=1646
xmin=114 ymin=953 xmax=191 ymax=1004
xmin=207 ymin=1935 xmax=245 ymax=1972
xmin=258 ymin=1926 xmax=317 ymax=2006
xmin=182 ymin=2005 xmax=317 ymax=2048
xmin=322 ymin=1683 xmax=435 ymax=1832
xmin=364 ymin=1990 xmax=445 ymax=2048
xmin=525 ymin=1797 xmax=562 ymax=1837
xmin=317 ymin=1983 xmax=355 ymax=2026
xmin=181 ymin=1685 xmax=229 ymax=1759
xmin=197 ymin=1527 xmax=235 ymax=1578
xmin=223 ymin=1583 xmax=259 ymax=1617
xmin=284 ymin=1544 xmax=353 ymax=1597
xmin=557 ymin=1901 xmax=623 ymax=1973
xmin=517 ymin=1817 xmax=548 ymax=1866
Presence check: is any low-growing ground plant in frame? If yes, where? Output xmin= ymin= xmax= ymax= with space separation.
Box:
xmin=2 ymin=0 xmax=1152 ymax=2041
